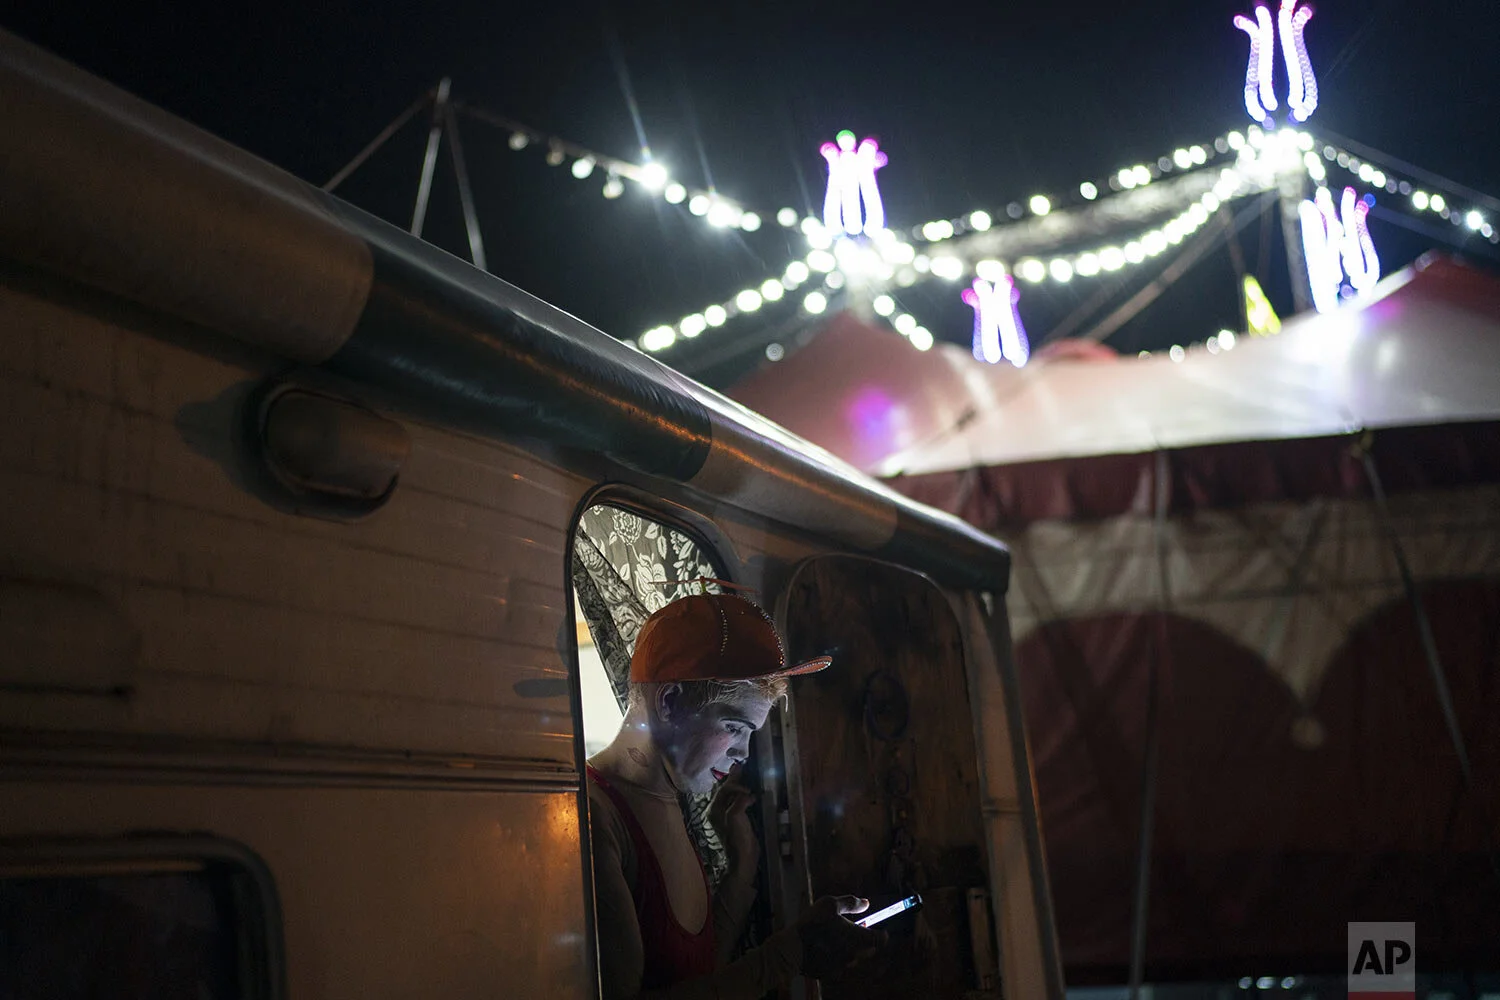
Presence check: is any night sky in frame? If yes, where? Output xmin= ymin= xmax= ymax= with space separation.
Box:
xmin=5 ymin=1 xmax=1498 ymax=388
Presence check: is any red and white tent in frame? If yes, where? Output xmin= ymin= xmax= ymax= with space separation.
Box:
xmin=733 ymin=254 xmax=1500 ymax=979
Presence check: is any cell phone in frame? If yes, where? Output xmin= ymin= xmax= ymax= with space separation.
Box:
xmin=855 ymin=893 xmax=922 ymax=928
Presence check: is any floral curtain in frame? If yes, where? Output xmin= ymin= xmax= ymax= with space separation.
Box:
xmin=571 ymin=505 xmax=730 ymax=884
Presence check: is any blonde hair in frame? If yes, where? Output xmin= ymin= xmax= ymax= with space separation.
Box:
xmin=629 ymin=675 xmax=788 ymax=714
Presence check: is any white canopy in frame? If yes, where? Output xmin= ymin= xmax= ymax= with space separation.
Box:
xmin=730 ymin=255 xmax=1500 ymax=476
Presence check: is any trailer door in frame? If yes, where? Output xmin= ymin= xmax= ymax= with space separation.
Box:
xmin=778 ymin=555 xmax=1017 ymax=999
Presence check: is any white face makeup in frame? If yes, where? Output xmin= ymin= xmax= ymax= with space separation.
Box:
xmin=652 ymin=687 xmax=776 ymax=796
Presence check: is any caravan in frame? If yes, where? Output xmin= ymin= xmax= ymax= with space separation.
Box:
xmin=0 ymin=32 xmax=1058 ymax=999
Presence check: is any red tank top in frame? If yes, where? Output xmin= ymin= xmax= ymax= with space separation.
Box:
xmin=588 ymin=765 xmax=716 ymax=988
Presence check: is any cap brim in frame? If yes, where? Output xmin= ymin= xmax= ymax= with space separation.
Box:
xmin=771 ymin=655 xmax=833 ymax=677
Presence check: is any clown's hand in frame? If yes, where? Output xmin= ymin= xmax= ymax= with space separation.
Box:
xmin=795 ymin=896 xmax=888 ymax=980
xmin=707 ymin=763 xmax=759 ymax=877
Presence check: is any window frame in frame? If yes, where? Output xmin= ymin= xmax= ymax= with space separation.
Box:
xmin=0 ymin=834 xmax=287 ymax=1000
xmin=564 ymin=484 xmax=753 ymax=995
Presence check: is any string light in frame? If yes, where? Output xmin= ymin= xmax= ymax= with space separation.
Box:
xmin=602 ymin=175 xmax=625 ymax=199
xmin=707 ymin=200 xmax=741 ymax=228
xmin=1308 ymin=140 xmax=1493 ymax=243
xmin=640 ymin=326 xmax=676 ymax=352
xmin=571 ymin=156 xmax=596 ymax=179
xmin=910 ymin=327 xmax=934 ymax=351
xmin=931 ymin=256 xmax=965 ymax=281
xmin=636 ymin=106 xmax=1494 ymax=359
xmin=638 ymin=161 xmax=669 ymax=191
xmin=975 ymin=259 xmax=1007 ymax=282
xmin=911 ymin=130 xmax=1235 ymax=249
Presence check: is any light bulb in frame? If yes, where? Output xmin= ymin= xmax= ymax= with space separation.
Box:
xmin=637 ymin=161 xmax=668 ymax=190
xmin=975 ymin=259 xmax=1007 ymax=282
xmin=640 ymin=326 xmax=676 ymax=351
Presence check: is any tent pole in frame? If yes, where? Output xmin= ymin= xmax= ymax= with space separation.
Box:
xmin=1129 ymin=451 xmax=1172 ymax=999
xmin=1357 ymin=444 xmax=1473 ymax=784
xmin=1278 ymin=171 xmax=1312 ymax=314
xmin=411 ymin=78 xmax=452 ymax=238
xmin=442 ymin=102 xmax=488 ymax=271
xmin=322 ymin=89 xmax=433 ymax=193
xmin=982 ymin=597 xmax=1068 ymax=1000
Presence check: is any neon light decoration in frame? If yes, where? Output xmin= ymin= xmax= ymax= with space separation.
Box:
xmin=962 ymin=276 xmax=1030 ymax=367
xmin=1233 ymin=0 xmax=1318 ymax=126
xmin=1278 ymin=1 xmax=1317 ymax=122
xmin=1299 ymin=186 xmax=1379 ymax=314
xmin=821 ymin=130 xmax=887 ymax=236
xmin=1241 ymin=275 xmax=1282 ymax=335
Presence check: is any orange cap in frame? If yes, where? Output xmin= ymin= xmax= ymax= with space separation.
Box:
xmin=629 ymin=592 xmax=833 ymax=684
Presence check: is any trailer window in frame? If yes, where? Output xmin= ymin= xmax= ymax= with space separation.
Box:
xmin=0 ymin=842 xmax=281 ymax=1000
xmin=570 ymin=503 xmax=724 ymax=757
